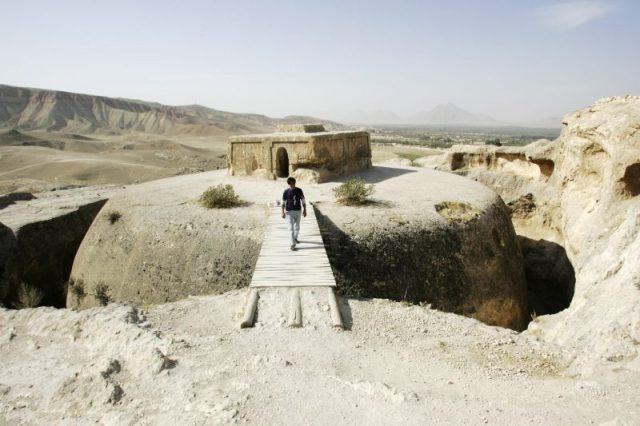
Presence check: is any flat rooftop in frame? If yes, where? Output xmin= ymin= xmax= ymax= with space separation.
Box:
xmin=229 ymin=124 xmax=368 ymax=143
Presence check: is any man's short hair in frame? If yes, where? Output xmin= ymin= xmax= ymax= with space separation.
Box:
xmin=286 ymin=177 xmax=296 ymax=185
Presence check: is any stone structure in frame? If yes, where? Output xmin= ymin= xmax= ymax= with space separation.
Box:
xmin=228 ymin=124 xmax=371 ymax=182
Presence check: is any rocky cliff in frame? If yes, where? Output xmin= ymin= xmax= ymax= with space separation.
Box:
xmin=440 ymin=96 xmax=640 ymax=374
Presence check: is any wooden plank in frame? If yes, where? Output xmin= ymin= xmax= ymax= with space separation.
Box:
xmin=252 ymin=281 xmax=335 ymax=286
xmin=252 ymin=275 xmax=334 ymax=281
xmin=252 ymin=272 xmax=330 ymax=278
xmin=250 ymin=205 xmax=336 ymax=288
xmin=253 ymin=267 xmax=333 ymax=272
xmin=253 ymin=263 xmax=332 ymax=269
xmin=288 ymin=288 xmax=302 ymax=327
xmin=254 ymin=262 xmax=329 ymax=267
xmin=252 ymin=273 xmax=334 ymax=278
xmin=252 ymin=271 xmax=333 ymax=276
xmin=327 ymin=287 xmax=344 ymax=329
xmin=240 ymin=289 xmax=259 ymax=328
xmin=252 ymin=274 xmax=334 ymax=280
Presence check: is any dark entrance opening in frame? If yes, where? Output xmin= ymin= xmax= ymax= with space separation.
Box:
xmin=519 ymin=236 xmax=575 ymax=318
xmin=275 ymin=147 xmax=289 ymax=178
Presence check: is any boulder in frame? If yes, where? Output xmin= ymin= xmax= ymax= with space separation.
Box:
xmin=68 ymin=173 xmax=269 ymax=308
xmin=315 ymin=168 xmax=528 ymax=330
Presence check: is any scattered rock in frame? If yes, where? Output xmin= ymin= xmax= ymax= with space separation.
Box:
xmin=153 ymin=348 xmax=177 ymax=374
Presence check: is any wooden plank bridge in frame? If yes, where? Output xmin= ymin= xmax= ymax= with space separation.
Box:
xmin=240 ymin=205 xmax=343 ymax=328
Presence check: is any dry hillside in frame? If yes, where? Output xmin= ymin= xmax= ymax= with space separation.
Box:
xmin=0 ymin=84 xmax=342 ymax=136
xmin=0 ymin=85 xmax=343 ymax=194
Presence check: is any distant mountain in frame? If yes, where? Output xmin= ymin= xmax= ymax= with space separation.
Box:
xmin=0 ymin=84 xmax=342 ymax=135
xmin=331 ymin=109 xmax=403 ymax=125
xmin=409 ymin=103 xmax=499 ymax=126
xmin=322 ymin=103 xmax=562 ymax=129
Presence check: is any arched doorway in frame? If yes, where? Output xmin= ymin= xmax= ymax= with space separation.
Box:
xmin=275 ymin=147 xmax=289 ymax=178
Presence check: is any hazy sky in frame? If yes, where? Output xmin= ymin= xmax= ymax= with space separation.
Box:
xmin=2 ymin=0 xmax=638 ymax=123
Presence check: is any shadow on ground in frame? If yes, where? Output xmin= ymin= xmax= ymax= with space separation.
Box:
xmin=334 ymin=166 xmax=417 ymax=184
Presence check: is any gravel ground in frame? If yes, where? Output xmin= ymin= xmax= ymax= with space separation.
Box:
xmin=3 ymin=290 xmax=638 ymax=425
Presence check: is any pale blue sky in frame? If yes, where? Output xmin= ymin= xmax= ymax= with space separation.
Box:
xmin=1 ymin=0 xmax=638 ymax=123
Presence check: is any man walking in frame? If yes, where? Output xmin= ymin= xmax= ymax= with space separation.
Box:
xmin=281 ymin=177 xmax=307 ymax=250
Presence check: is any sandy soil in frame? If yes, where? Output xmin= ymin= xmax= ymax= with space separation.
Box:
xmin=370 ymin=144 xmax=443 ymax=164
xmin=1 ymin=290 xmax=638 ymax=425
xmin=0 ymin=130 xmax=228 ymax=194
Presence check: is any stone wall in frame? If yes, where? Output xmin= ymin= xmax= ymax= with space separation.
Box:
xmin=228 ymin=130 xmax=371 ymax=182
xmin=228 ymin=141 xmax=266 ymax=176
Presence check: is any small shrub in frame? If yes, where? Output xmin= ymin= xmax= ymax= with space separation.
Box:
xmin=333 ymin=178 xmax=374 ymax=206
xmin=69 ymin=278 xmax=86 ymax=301
xmin=106 ymin=210 xmax=122 ymax=224
xmin=94 ymin=282 xmax=111 ymax=306
xmin=199 ymin=184 xmax=241 ymax=208
xmin=13 ymin=282 xmax=44 ymax=309
xmin=395 ymin=152 xmax=423 ymax=166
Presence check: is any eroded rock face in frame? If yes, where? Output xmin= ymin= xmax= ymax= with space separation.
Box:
xmin=447 ymin=143 xmax=554 ymax=180
xmin=536 ymin=96 xmax=640 ymax=373
xmin=68 ymin=173 xmax=268 ymax=308
xmin=440 ymin=96 xmax=640 ymax=373
xmin=314 ymin=169 xmax=528 ymax=330
xmin=0 ymin=187 xmax=114 ymax=307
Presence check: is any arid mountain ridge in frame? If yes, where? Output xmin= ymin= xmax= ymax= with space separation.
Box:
xmin=0 ymin=84 xmax=342 ymax=136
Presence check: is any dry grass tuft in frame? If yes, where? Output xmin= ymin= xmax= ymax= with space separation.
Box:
xmin=94 ymin=282 xmax=112 ymax=306
xmin=106 ymin=210 xmax=122 ymax=224
xmin=69 ymin=278 xmax=86 ymax=302
xmin=13 ymin=282 xmax=44 ymax=309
